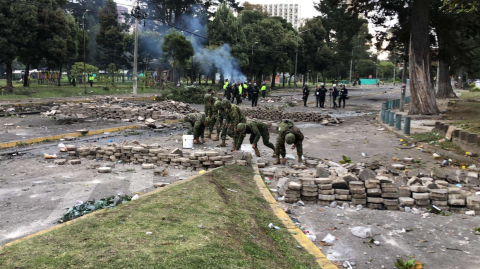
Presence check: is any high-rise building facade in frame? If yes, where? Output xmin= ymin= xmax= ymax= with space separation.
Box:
xmin=263 ymin=2 xmax=302 ymax=30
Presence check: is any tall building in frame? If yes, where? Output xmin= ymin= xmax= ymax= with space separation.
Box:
xmin=263 ymin=2 xmax=302 ymax=30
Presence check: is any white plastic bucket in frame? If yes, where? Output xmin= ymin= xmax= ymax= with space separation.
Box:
xmin=240 ymin=144 xmax=255 ymax=154
xmin=183 ymin=135 xmax=194 ymax=149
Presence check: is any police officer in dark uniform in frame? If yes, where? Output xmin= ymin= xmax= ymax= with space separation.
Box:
xmin=303 ymin=83 xmax=310 ymax=107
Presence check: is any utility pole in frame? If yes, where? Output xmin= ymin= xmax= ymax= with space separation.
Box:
xmin=82 ymin=10 xmax=89 ymax=95
xmin=393 ymin=54 xmax=396 ymax=86
xmin=349 ymin=48 xmax=353 ymax=85
xmin=133 ymin=0 xmax=139 ymax=95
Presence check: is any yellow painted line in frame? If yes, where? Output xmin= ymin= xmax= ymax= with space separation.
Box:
xmin=252 ymin=166 xmax=338 ymax=269
xmin=0 ymin=168 xmax=218 ymax=251
xmin=0 ymin=124 xmax=140 ymax=149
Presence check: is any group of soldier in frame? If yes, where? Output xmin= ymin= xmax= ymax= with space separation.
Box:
xmin=182 ymin=88 xmax=304 ymax=165
xmin=222 ymin=79 xmax=266 ymax=107
xmin=302 ymin=83 xmax=349 ymax=108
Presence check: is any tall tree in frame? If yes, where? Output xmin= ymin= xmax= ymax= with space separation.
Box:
xmin=299 ymin=18 xmax=331 ymax=83
xmin=96 ymin=0 xmax=126 ymax=69
xmin=0 ymin=1 xmax=36 ymax=89
xmin=162 ymin=30 xmax=194 ymax=83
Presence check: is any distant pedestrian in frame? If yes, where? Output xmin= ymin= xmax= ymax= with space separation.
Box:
xmin=89 ymin=75 xmax=94 ymax=87
xmin=331 ymin=84 xmax=339 ymax=108
xmin=318 ymin=83 xmax=327 ymax=108
xmin=251 ymin=83 xmax=259 ymax=107
xmin=338 ymin=85 xmax=348 ymax=108
xmin=260 ymin=82 xmax=267 ymax=98
xmin=303 ymin=84 xmax=310 ymax=107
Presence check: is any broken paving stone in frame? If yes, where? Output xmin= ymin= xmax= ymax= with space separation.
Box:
xmin=97 ymin=167 xmax=112 ymax=173
xmin=142 ymin=163 xmax=155 ymax=169
xmin=288 ymin=182 xmax=302 ymax=190
xmin=54 ymin=159 xmax=66 ymax=165
xmin=68 ymin=159 xmax=81 ymax=165
xmin=170 ymin=148 xmax=183 ymax=157
xmin=154 ymin=182 xmax=170 ymax=188
xmin=351 ymin=226 xmax=372 ymax=238
xmin=359 ymin=168 xmax=376 ymax=181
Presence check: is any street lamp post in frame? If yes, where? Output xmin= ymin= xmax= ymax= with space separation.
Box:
xmin=82 ymin=10 xmax=89 ymax=95
xmin=133 ymin=0 xmax=140 ymax=95
xmin=252 ymin=42 xmax=258 ymax=82
xmin=295 ymin=29 xmax=309 ymax=89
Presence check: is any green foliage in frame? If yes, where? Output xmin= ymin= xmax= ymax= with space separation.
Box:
xmin=339 ymin=155 xmax=353 ymax=164
xmin=378 ymin=61 xmax=397 ymax=79
xmin=96 ymin=0 xmax=126 ymax=69
xmin=470 ymin=87 xmax=480 ymax=92
xmin=162 ymin=30 xmax=194 ymax=68
xmin=357 ymin=59 xmax=376 ymax=77
xmin=71 ymin=62 xmax=99 ymax=79
xmin=58 ymin=194 xmax=132 ymax=223
xmin=394 ymin=257 xmax=424 ymax=269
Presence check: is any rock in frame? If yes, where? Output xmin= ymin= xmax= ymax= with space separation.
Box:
xmin=359 ymin=169 xmax=376 ymax=181
xmin=356 ymin=204 xmax=363 ymax=210
xmin=314 ymin=167 xmax=331 ymax=178
xmin=329 ymin=201 xmax=337 ymax=208
xmin=335 ymin=166 xmax=348 ymax=176
xmin=404 ymin=206 xmax=411 ymax=213
xmin=154 ymin=167 xmax=167 ymax=176
xmin=342 ymin=173 xmax=360 ymax=184
xmin=351 ymin=226 xmax=372 ymax=238
xmin=97 ymin=167 xmax=112 ymax=173
xmin=54 ymin=159 xmax=67 ymax=165
xmin=407 ymin=176 xmax=422 ymax=186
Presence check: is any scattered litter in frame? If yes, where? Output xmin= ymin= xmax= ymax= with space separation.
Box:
xmin=7 ymin=108 xmax=15 ymax=112
xmin=342 ymin=261 xmax=353 ymax=269
xmin=374 ymin=240 xmax=380 ymax=246
xmin=131 ymin=194 xmax=140 ymax=200
xmin=306 ymin=234 xmax=317 ymax=242
xmin=58 ymin=143 xmax=67 ymax=152
xmin=285 ymin=154 xmax=296 ymax=160
xmin=43 ymin=153 xmax=58 ymax=159
xmin=433 ymin=153 xmax=441 ymax=159
xmin=456 ymin=183 xmax=463 ymax=188
xmin=59 ymin=194 xmax=132 ymax=223
xmin=198 ymin=225 xmax=204 ymax=229
xmin=361 ymin=152 xmax=366 ymax=157
xmin=107 ymin=139 xmax=113 ymax=142
xmin=268 ymin=223 xmax=280 ymax=230
xmin=146 ymin=232 xmax=153 ymax=235
xmin=351 ymin=227 xmax=372 ymax=238
xmin=465 ymin=210 xmax=475 ymax=216
xmin=441 ymin=160 xmax=448 ymax=167
xmin=321 ymin=233 xmax=336 ymax=244
xmin=376 ymin=128 xmax=385 ymax=131
xmin=227 ymin=188 xmax=238 ymax=193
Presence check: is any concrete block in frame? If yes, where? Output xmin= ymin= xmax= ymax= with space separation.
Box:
xmin=314 ymin=167 xmax=331 ymax=178
xmin=97 ymin=167 xmax=112 ymax=173
xmin=365 ymin=179 xmax=380 ymax=189
xmin=383 ymin=199 xmax=399 ymax=206
xmin=359 ymin=168 xmax=376 ymax=181
xmin=448 ymin=198 xmax=466 ymax=206
xmin=350 ymin=188 xmax=366 ymax=194
xmin=398 ymin=186 xmax=411 ymax=197
xmin=467 ymin=196 xmax=480 ymax=210
xmin=319 ymin=189 xmax=335 ymax=195
xmin=315 ymin=178 xmax=333 ymax=184
xmin=409 ymin=185 xmax=428 ymax=193
xmin=288 ymin=182 xmax=302 ymax=190
xmin=415 ymin=199 xmax=430 ymax=206
xmin=352 ymin=198 xmax=367 ymax=205
xmin=68 ymin=159 xmax=81 ymax=165
xmin=318 ymin=194 xmax=335 ymax=201
xmin=335 ymin=189 xmax=350 ymax=195
xmin=382 ymin=192 xmax=399 ymax=198
xmin=302 ymin=185 xmax=318 ymax=192
xmin=367 ymin=188 xmax=382 ymax=197
xmin=413 ymin=192 xmax=430 ymax=200
xmin=332 ymin=179 xmax=348 ymax=189
xmin=367 ymin=197 xmax=384 ymax=203
xmin=142 ymin=163 xmax=155 ymax=169
xmin=301 ymin=190 xmax=318 ymax=196
xmin=399 ymin=197 xmax=414 ymax=206
xmin=352 ymin=194 xmax=367 ymax=199
xmin=335 ymin=194 xmax=352 ymax=201
xmin=319 ymin=184 xmax=333 ymax=190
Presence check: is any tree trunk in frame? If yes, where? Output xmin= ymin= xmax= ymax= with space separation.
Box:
xmin=436 ymin=59 xmax=456 ymax=98
xmin=408 ymin=0 xmax=439 ymax=115
xmin=271 ymin=65 xmax=277 ymax=88
xmin=283 ymin=72 xmax=285 ymax=88
xmin=288 ymin=74 xmax=292 ymax=86
xmin=23 ymin=64 xmax=30 ymax=87
xmin=5 ymin=60 xmax=13 ymax=91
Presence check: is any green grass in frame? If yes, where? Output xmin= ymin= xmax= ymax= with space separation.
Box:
xmin=0 ymin=165 xmax=320 ymax=269
xmin=410 ymin=132 xmax=463 ymax=154
xmin=445 ymin=94 xmax=480 ymax=135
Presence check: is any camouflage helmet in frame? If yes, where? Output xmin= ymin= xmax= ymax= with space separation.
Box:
xmin=214 ymin=100 xmax=223 ymax=110
xmin=237 ymin=123 xmax=246 ymax=133
xmin=221 ymin=99 xmax=230 ymax=108
xmin=286 ymin=133 xmax=295 ymax=145
xmin=204 ymin=94 xmax=212 ymax=102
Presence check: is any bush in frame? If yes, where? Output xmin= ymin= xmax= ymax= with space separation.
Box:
xmin=470 ymin=87 xmax=480 ymax=92
xmin=468 ymin=83 xmax=475 ymax=88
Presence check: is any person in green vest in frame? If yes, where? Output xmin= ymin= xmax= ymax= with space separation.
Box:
xmin=237 ymin=83 xmax=243 ymax=104
xmin=242 ymin=82 xmax=248 ymax=99
xmin=260 ymin=82 xmax=267 ymax=98
xmin=89 ymin=75 xmax=94 ymax=87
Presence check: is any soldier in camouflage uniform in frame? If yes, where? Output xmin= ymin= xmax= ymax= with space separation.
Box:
xmin=217 ymin=99 xmax=231 ymax=147
xmin=235 ymin=121 xmax=275 ymax=157
xmin=224 ymin=100 xmax=247 ymax=151
xmin=274 ymin=119 xmax=304 ymax=165
xmin=183 ymin=113 xmax=206 ymax=144
xmin=204 ymin=90 xmax=218 ymax=139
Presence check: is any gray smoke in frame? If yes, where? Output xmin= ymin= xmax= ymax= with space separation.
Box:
xmin=178 ymin=6 xmax=246 ymax=82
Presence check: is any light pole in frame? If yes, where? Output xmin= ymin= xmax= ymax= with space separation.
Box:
xmin=252 ymin=42 xmax=258 ymax=82
xmin=133 ymin=0 xmax=140 ymax=95
xmin=82 ymin=10 xmax=89 ymax=95
xmin=349 ymin=48 xmax=353 ymax=85
xmin=295 ymin=29 xmax=309 ymax=89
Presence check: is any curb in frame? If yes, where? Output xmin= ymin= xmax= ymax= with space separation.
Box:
xmin=0 ymin=124 xmax=141 ymax=149
xmin=0 ymin=167 xmax=219 ymax=250
xmin=252 ymin=165 xmax=339 ymax=269
xmin=376 ymin=112 xmax=480 ymax=166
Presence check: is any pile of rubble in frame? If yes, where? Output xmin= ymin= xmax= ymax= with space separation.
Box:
xmin=259 ymin=96 xmax=298 ymax=104
xmin=262 ymin=159 xmax=480 ymax=214
xmin=44 ymin=100 xmax=197 ymax=122
xmin=242 ymin=107 xmax=344 ymax=125
xmin=49 ymin=141 xmax=261 ymax=173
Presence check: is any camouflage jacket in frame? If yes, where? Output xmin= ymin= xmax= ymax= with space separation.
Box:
xmin=226 ymin=104 xmax=247 ymax=129
xmin=204 ymin=96 xmax=218 ymax=118
xmin=184 ymin=113 xmax=205 ymax=138
xmin=235 ymin=121 xmax=269 ymax=150
xmin=275 ymin=120 xmax=304 ymax=157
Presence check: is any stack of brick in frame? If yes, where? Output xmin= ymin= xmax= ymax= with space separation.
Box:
xmin=366 ymin=178 xmax=383 ymax=209
xmin=447 ymin=187 xmax=466 ymax=209
xmin=49 ymin=100 xmax=197 ymax=121
xmin=300 ymin=178 xmax=318 ymax=204
xmin=349 ymin=181 xmax=366 ymax=206
xmin=285 ymin=182 xmax=302 ymax=203
xmin=75 ymin=143 xmax=234 ymax=170
xmin=430 ymin=189 xmax=448 ymax=210
xmin=241 ymin=107 xmax=343 ymax=124
xmin=317 ymin=178 xmax=334 ymax=206
xmin=380 ymin=178 xmax=399 ymax=210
